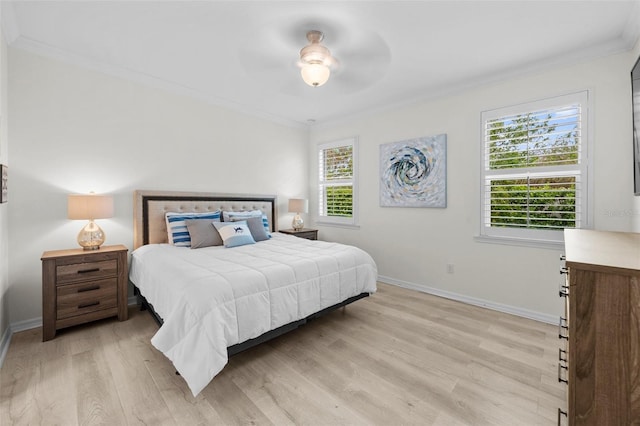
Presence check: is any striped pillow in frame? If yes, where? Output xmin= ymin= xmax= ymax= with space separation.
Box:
xmin=223 ymin=210 xmax=271 ymax=238
xmin=165 ymin=210 xmax=221 ymax=247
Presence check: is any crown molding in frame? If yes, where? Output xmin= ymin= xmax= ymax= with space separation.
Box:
xmin=10 ymin=35 xmax=308 ymax=130
xmin=313 ymin=34 xmax=634 ymax=130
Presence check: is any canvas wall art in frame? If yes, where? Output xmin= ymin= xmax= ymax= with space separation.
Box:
xmin=380 ymin=134 xmax=447 ymax=208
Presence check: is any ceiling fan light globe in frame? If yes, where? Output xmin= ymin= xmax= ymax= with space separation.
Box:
xmin=301 ymin=63 xmax=330 ymax=87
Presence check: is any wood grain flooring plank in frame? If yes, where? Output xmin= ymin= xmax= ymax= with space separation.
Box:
xmin=200 ymin=369 xmax=275 ymax=426
xmin=229 ymin=347 xmax=369 ymax=425
xmin=143 ymin=348 xmax=226 ymax=425
xmin=303 ymin=321 xmax=478 ymax=424
xmin=98 ymin=321 xmax=175 ymax=426
xmin=268 ymin=325 xmax=442 ymax=424
xmin=72 ymin=348 xmax=126 ymax=426
xmin=374 ymin=287 xmax=549 ymax=360
xmin=0 ymin=344 xmax=43 ymax=426
xmin=35 ymin=354 xmax=77 ymax=425
xmin=450 ymin=378 xmax=545 ymax=426
xmin=336 ymin=301 xmax=545 ymax=391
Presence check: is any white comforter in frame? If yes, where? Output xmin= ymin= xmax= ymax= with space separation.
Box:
xmin=129 ymin=233 xmax=377 ymax=396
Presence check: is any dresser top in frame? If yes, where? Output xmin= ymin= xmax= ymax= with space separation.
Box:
xmin=564 ymin=229 xmax=640 ymax=271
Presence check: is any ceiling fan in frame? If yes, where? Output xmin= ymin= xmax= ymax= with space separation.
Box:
xmin=298 ymin=30 xmax=337 ymax=87
xmin=237 ymin=18 xmax=391 ymax=95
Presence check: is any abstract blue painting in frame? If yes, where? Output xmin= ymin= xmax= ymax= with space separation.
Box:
xmin=380 ymin=134 xmax=447 ymax=208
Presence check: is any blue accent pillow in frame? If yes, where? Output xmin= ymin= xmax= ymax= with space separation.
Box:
xmin=213 ymin=221 xmax=256 ymax=248
xmin=165 ymin=210 xmax=221 ymax=247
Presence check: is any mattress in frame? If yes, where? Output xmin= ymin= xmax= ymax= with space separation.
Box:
xmin=129 ymin=232 xmax=377 ymax=396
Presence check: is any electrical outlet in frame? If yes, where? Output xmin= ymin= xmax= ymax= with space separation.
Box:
xmin=447 ymin=263 xmax=454 ymax=274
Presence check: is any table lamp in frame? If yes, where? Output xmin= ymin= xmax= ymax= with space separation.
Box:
xmin=68 ymin=193 xmax=114 ymax=250
xmin=288 ymin=198 xmax=308 ymax=231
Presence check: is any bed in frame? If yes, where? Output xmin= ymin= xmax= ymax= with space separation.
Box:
xmin=128 ymin=190 xmax=378 ymax=396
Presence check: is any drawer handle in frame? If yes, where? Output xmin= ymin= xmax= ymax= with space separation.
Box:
xmin=558 ymin=317 xmax=569 ymax=340
xmin=559 ymin=267 xmax=568 ymax=275
xmin=559 ymin=283 xmax=569 ymax=298
xmin=78 ymin=268 xmax=100 ymax=274
xmin=560 ymin=255 xmax=566 ymax=261
xmin=558 ymin=362 xmax=568 ymax=384
xmin=557 ymin=408 xmax=567 ymax=425
xmin=559 ymin=348 xmax=568 ymax=363
xmin=77 ymin=285 xmax=100 ymax=293
xmin=78 ymin=301 xmax=100 ymax=309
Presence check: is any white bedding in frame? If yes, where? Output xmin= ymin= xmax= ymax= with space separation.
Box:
xmin=129 ymin=232 xmax=377 ymax=396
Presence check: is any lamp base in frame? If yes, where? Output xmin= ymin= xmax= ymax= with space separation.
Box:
xmin=292 ymin=214 xmax=304 ymax=231
xmin=77 ymin=220 xmax=106 ymax=250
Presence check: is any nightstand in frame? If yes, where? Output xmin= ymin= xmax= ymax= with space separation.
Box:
xmin=41 ymin=244 xmax=128 ymax=341
xmin=279 ymin=228 xmax=318 ymax=240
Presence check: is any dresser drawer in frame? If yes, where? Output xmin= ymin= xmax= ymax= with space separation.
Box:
xmin=56 ymin=259 xmax=117 ymax=284
xmin=56 ymin=278 xmax=117 ymax=319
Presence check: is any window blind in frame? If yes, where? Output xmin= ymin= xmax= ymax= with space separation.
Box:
xmin=481 ymin=92 xmax=588 ymax=240
xmin=318 ymin=139 xmax=357 ymax=225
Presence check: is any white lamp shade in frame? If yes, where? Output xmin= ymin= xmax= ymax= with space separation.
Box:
xmin=301 ymin=63 xmax=330 ymax=87
xmin=288 ymin=198 xmax=309 ymax=213
xmin=68 ymin=194 xmax=114 ymax=220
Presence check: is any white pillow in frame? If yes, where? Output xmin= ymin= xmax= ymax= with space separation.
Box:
xmin=213 ymin=221 xmax=256 ymax=248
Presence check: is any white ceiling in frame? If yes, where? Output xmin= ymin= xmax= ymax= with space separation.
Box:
xmin=3 ymin=1 xmax=640 ymax=127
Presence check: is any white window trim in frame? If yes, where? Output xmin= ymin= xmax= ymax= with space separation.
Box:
xmin=478 ymin=90 xmax=593 ymax=247
xmin=316 ymin=137 xmax=359 ymax=227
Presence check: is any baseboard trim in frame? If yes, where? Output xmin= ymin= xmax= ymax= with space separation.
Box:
xmin=378 ymin=275 xmax=558 ymax=325
xmin=11 ymin=317 xmax=43 ymax=333
xmin=0 ymin=325 xmax=11 ymax=368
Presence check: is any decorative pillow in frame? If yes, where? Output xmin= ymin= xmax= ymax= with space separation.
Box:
xmin=165 ymin=210 xmax=221 ymax=247
xmin=213 ymin=221 xmax=256 ymax=248
xmin=230 ymin=216 xmax=270 ymax=242
xmin=185 ymin=219 xmax=224 ymax=249
xmin=223 ymin=210 xmax=271 ymax=237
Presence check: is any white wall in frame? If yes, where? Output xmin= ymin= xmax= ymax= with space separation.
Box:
xmin=309 ymin=49 xmax=637 ymax=321
xmin=0 ymin=22 xmax=9 ymax=356
xmin=7 ymin=48 xmax=308 ymax=325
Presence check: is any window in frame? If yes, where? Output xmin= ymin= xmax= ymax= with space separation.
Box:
xmin=480 ymin=91 xmax=590 ymax=244
xmin=318 ymin=137 xmax=358 ymax=226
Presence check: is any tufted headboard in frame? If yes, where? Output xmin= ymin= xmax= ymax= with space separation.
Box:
xmin=133 ymin=190 xmax=277 ymax=250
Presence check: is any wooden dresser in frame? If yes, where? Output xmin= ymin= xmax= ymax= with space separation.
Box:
xmin=41 ymin=244 xmax=128 ymax=341
xmin=560 ymin=229 xmax=640 ymax=425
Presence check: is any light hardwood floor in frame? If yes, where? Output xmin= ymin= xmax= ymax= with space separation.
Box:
xmin=1 ymin=283 xmax=565 ymax=425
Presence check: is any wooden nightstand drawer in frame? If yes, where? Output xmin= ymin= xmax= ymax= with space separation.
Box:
xmin=56 ymin=278 xmax=118 ymax=319
xmin=56 ymin=259 xmax=118 ymax=284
